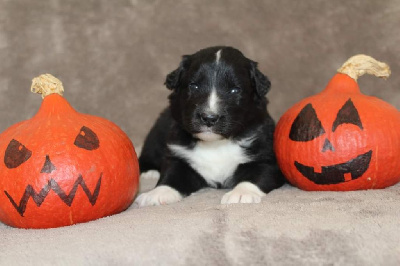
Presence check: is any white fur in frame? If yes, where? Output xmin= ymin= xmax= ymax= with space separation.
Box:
xmin=168 ymin=139 xmax=251 ymax=187
xmin=140 ymin=170 xmax=160 ymax=179
xmin=207 ymin=49 xmax=222 ymax=114
xmin=194 ymin=131 xmax=223 ymax=142
xmin=208 ymin=89 xmax=219 ymax=113
xmin=237 ymin=134 xmax=258 ymax=148
xmin=135 ymin=186 xmax=183 ymax=207
xmin=221 ymin=181 xmax=266 ymax=204
xmin=215 ymin=49 xmax=222 ymax=64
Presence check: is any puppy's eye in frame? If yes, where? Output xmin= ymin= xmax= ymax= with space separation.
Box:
xmin=189 ymin=83 xmax=199 ymax=90
xmin=229 ymin=87 xmax=242 ymax=94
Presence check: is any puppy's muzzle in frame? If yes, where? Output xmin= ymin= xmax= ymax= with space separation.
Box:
xmin=199 ymin=112 xmax=220 ymax=127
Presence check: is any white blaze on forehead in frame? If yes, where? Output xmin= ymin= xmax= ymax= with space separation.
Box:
xmin=215 ymin=49 xmax=222 ymax=64
xmin=207 ymin=49 xmax=222 ymax=113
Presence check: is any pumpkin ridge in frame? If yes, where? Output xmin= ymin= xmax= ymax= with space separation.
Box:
xmin=33 ymin=94 xmax=77 ymax=118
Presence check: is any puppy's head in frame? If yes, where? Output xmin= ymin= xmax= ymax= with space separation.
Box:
xmin=166 ymin=46 xmax=271 ymax=141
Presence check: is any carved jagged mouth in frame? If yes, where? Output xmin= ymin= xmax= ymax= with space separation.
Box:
xmin=294 ymin=151 xmax=372 ymax=185
xmin=4 ymin=173 xmax=102 ymax=217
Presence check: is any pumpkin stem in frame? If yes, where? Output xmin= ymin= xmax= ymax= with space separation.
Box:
xmin=337 ymin=54 xmax=391 ymax=81
xmin=31 ymin=74 xmax=64 ymax=99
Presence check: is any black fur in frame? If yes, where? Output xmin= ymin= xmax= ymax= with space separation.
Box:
xmin=139 ymin=46 xmax=285 ymax=198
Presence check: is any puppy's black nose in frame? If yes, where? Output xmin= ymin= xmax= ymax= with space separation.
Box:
xmin=200 ymin=113 xmax=220 ymax=127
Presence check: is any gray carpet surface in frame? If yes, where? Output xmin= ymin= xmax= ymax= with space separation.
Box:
xmin=1 ymin=177 xmax=399 ymax=265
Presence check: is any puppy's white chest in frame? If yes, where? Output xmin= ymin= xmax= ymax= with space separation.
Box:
xmin=168 ymin=139 xmax=250 ymax=186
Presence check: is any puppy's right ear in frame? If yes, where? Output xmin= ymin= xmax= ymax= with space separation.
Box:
xmin=165 ymin=55 xmax=190 ymax=90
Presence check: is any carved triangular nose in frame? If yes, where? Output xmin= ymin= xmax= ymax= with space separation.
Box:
xmin=322 ymin=139 xmax=335 ymax=152
xmin=41 ymin=155 xmax=56 ymax=173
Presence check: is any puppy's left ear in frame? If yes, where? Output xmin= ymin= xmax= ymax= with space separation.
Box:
xmin=250 ymin=61 xmax=271 ymax=96
xmin=165 ymin=55 xmax=190 ymax=90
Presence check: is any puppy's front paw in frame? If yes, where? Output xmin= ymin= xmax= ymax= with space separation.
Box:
xmin=135 ymin=186 xmax=183 ymax=207
xmin=221 ymin=182 xmax=266 ymax=204
xmin=140 ymin=170 xmax=160 ymax=179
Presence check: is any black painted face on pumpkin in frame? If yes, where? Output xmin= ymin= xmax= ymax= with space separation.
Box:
xmin=3 ymin=126 xmax=102 ymax=217
xmin=289 ymin=98 xmax=372 ymax=185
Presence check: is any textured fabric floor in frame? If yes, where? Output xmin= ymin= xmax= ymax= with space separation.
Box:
xmin=1 ymin=177 xmax=399 ymax=265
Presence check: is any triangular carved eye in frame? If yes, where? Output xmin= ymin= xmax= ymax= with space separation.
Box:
xmin=289 ymin=104 xmax=325 ymax=141
xmin=74 ymin=126 xmax=99 ymax=150
xmin=4 ymin=139 xmax=32 ymax=168
xmin=332 ymin=99 xmax=363 ymax=132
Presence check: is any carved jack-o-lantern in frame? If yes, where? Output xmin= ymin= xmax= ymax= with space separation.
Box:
xmin=0 ymin=74 xmax=139 ymax=228
xmin=274 ymin=55 xmax=400 ymax=191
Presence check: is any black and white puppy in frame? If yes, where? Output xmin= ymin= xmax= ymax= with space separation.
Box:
xmin=135 ymin=46 xmax=285 ymax=207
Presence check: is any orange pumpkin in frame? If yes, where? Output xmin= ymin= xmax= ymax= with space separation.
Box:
xmin=0 ymin=74 xmax=139 ymax=228
xmin=274 ymin=55 xmax=400 ymax=191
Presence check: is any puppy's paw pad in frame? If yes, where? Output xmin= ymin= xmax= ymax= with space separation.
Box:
xmin=134 ymin=186 xmax=183 ymax=207
xmin=140 ymin=170 xmax=160 ymax=179
xmin=221 ymin=182 xmax=265 ymax=204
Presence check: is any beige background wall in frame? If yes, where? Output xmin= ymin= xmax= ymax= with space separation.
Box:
xmin=1 ymin=0 xmax=399 ymax=147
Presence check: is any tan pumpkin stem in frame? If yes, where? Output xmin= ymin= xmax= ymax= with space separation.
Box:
xmin=337 ymin=54 xmax=391 ymax=81
xmin=31 ymin=74 xmax=64 ymax=98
